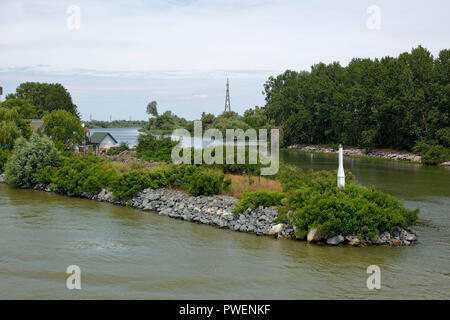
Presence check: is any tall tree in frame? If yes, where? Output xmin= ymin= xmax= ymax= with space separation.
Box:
xmin=146 ymin=101 xmax=158 ymax=117
xmin=42 ymin=110 xmax=83 ymax=150
xmin=11 ymin=82 xmax=78 ymax=117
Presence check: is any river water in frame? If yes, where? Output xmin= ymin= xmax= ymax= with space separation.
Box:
xmin=0 ymin=130 xmax=449 ymax=299
xmin=89 ymin=127 xmax=142 ymax=148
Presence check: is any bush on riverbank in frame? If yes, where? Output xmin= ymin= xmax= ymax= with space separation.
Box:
xmin=227 ymin=164 xmax=418 ymax=238
xmin=5 ymin=134 xmax=62 ymax=188
xmin=421 ymin=145 xmax=450 ymax=165
xmin=287 ymin=184 xmax=418 ymax=239
xmin=110 ymin=165 xmax=231 ymax=199
xmin=187 ymin=171 xmax=230 ymax=196
xmin=274 ymin=165 xmax=418 ymax=238
xmin=110 ymin=170 xmax=153 ymax=199
xmin=0 ymin=149 xmax=11 ymax=171
xmin=37 ymin=154 xmax=118 ymax=196
xmin=275 ymin=164 xmax=355 ymax=192
xmin=233 ymin=191 xmax=285 ymax=214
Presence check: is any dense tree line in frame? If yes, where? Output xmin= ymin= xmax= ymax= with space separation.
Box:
xmin=263 ymin=46 xmax=449 ymax=151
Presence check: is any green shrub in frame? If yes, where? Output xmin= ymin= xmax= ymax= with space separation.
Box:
xmin=36 ymin=166 xmax=57 ymax=184
xmin=187 ymin=171 xmax=226 ymax=196
xmin=0 ymin=149 xmax=11 ymax=171
xmin=109 ymin=164 xmax=230 ymax=199
xmin=287 ymin=184 xmax=418 ymax=238
xmin=421 ymin=145 xmax=450 ymax=165
xmin=164 ymin=164 xmax=199 ymax=187
xmin=136 ymin=134 xmax=177 ymax=162
xmin=361 ymin=129 xmax=376 ymax=149
xmin=36 ymin=155 xmax=118 ymax=196
xmin=110 ymin=170 xmax=152 ymax=199
xmin=147 ymin=168 xmax=168 ymax=188
xmin=412 ymin=139 xmax=432 ymax=153
xmin=5 ymin=134 xmax=62 ymax=188
xmin=275 ymin=164 xmax=354 ymax=193
xmin=83 ymin=165 xmax=118 ymax=194
xmin=435 ymin=128 xmax=450 ymax=147
xmin=233 ymin=191 xmax=286 ymax=214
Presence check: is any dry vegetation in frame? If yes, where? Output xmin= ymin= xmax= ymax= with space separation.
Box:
xmin=223 ymin=174 xmax=282 ymax=198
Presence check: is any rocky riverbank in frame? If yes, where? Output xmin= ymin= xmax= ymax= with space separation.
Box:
xmin=287 ymin=144 xmax=422 ymax=162
xmin=9 ymin=172 xmax=415 ymax=247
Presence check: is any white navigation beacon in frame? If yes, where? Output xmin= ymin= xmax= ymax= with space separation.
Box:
xmin=337 ymin=144 xmax=345 ymax=187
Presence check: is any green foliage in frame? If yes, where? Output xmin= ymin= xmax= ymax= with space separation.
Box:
xmin=37 ymin=155 xmax=118 ymax=196
xmin=110 ymin=170 xmax=153 ymax=199
xmin=435 ymin=128 xmax=450 ymax=147
xmin=5 ymin=134 xmax=62 ymax=188
xmin=10 ymin=82 xmax=78 ymax=117
xmin=164 ymin=164 xmax=198 ymax=187
xmin=145 ymin=109 xmax=188 ymax=132
xmin=271 ymin=164 xmax=418 ymax=237
xmin=412 ymin=138 xmax=432 ymax=153
xmin=233 ymin=191 xmax=286 ymax=214
xmin=0 ymin=120 xmax=21 ymax=149
xmin=201 ymin=111 xmax=250 ymax=134
xmin=275 ymin=164 xmax=355 ymax=192
xmin=42 ymin=110 xmax=84 ymax=150
xmin=287 ymin=184 xmax=418 ymax=238
xmin=243 ymin=106 xmax=274 ymax=130
xmin=106 ymin=142 xmax=130 ymax=155
xmin=421 ymin=145 xmax=450 ymax=165
xmin=186 ymin=171 xmax=226 ymax=196
xmin=0 ymin=149 xmax=11 ymax=171
xmin=361 ymin=129 xmax=377 ymax=150
xmin=0 ymin=107 xmax=33 ymax=149
xmin=264 ymin=46 xmax=450 ymax=151
xmin=195 ymin=145 xmax=264 ymax=176
xmin=0 ymin=98 xmax=38 ymax=119
xmin=146 ymin=101 xmax=158 ymax=117
xmin=136 ymin=134 xmax=178 ymax=162
xmin=109 ymin=164 xmax=230 ymax=199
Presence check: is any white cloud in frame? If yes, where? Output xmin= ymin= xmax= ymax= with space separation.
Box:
xmin=0 ymin=0 xmax=448 ymax=120
xmin=2 ymin=0 xmax=447 ymax=74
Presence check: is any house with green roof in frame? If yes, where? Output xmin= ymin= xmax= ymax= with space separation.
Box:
xmin=88 ymin=132 xmax=118 ymax=154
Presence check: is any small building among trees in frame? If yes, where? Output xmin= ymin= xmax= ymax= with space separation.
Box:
xmin=88 ymin=132 xmax=118 ymax=154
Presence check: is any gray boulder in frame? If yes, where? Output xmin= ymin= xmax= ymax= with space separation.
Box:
xmin=326 ymin=235 xmax=344 ymax=245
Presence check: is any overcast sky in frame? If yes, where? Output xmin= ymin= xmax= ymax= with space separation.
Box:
xmin=0 ymin=0 xmax=448 ymax=121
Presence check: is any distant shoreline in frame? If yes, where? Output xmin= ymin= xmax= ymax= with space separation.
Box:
xmin=285 ymin=144 xmax=422 ymax=163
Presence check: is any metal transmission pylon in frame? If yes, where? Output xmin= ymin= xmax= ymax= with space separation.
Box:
xmin=224 ymin=78 xmax=231 ymax=112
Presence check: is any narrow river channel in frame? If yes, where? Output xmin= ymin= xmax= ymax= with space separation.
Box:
xmin=0 ymin=139 xmax=449 ymax=299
